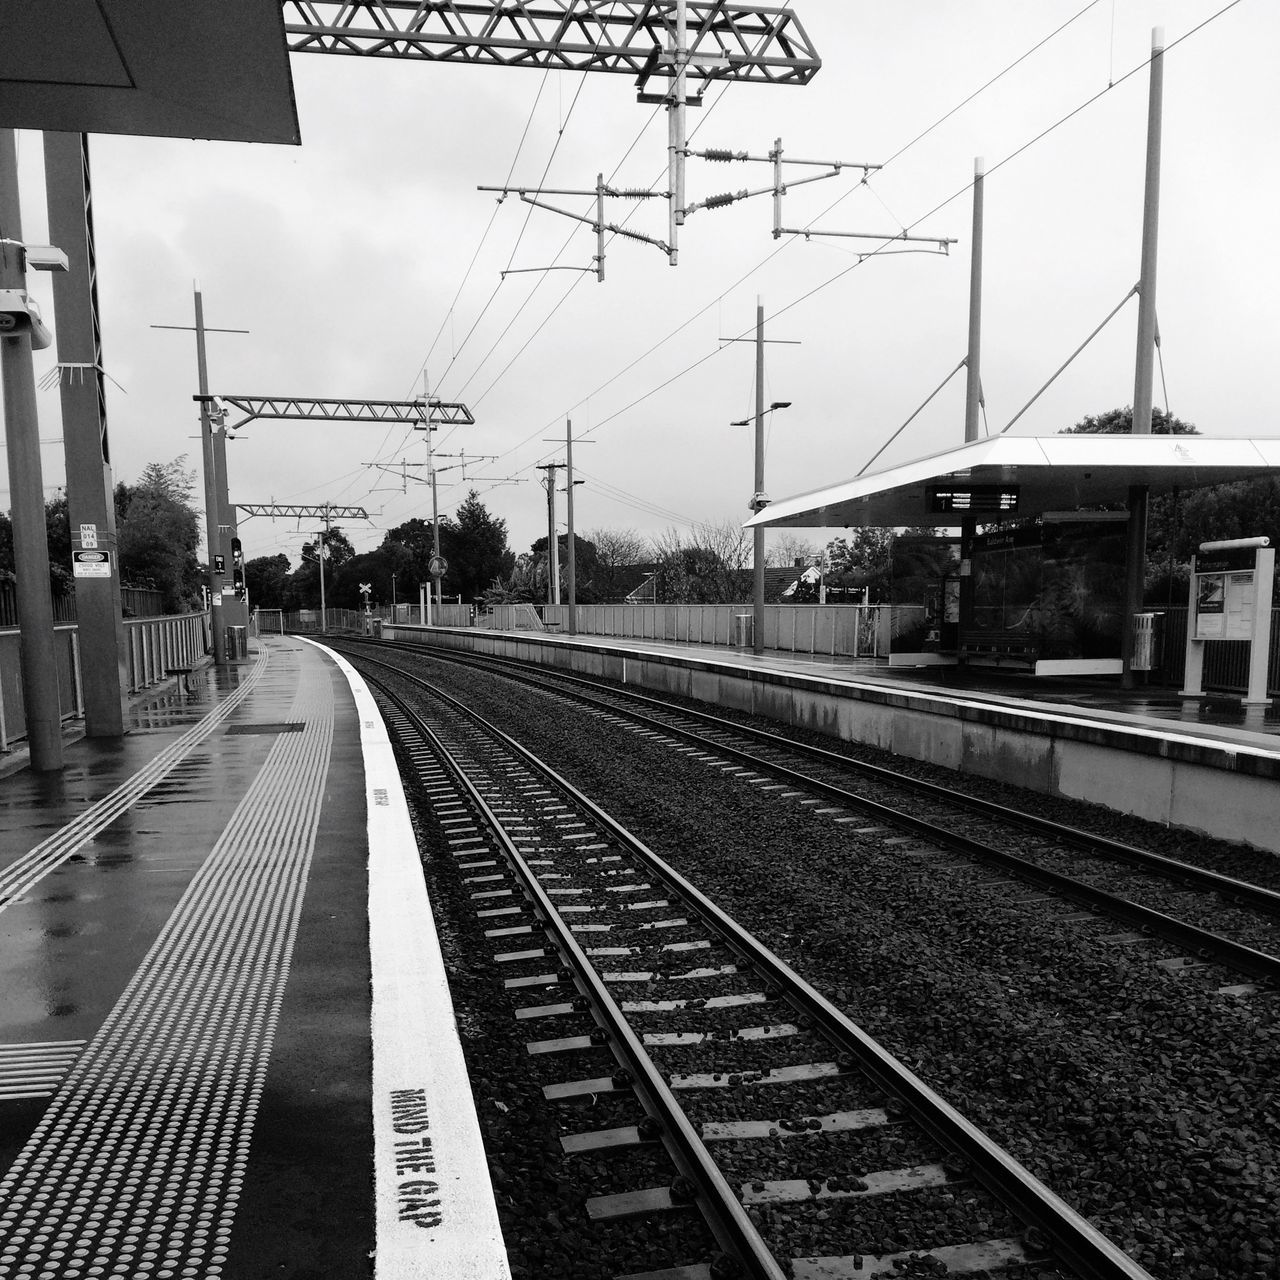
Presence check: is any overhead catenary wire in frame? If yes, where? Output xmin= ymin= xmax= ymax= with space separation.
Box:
xmin=481 ymin=0 xmax=1117 ymax=481
xmin=546 ymin=1 xmax=1245 ymax=471
xmin=352 ymin=1 xmax=1242 ymax=552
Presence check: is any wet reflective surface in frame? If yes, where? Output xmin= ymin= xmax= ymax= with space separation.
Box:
xmin=0 ymin=641 xmax=374 ymax=1276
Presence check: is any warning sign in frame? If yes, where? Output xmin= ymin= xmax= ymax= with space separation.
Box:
xmin=73 ymin=549 xmax=112 ymax=579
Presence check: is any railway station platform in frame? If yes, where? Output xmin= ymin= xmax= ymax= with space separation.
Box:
xmin=0 ymin=635 xmax=509 ymax=1280
xmin=383 ymin=624 xmax=1280 ymax=857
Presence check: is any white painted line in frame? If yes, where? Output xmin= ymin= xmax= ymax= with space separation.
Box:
xmin=318 ymin=645 xmax=511 ymax=1280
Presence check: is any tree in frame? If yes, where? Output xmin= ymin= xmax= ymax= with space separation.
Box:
xmin=766 ymin=532 xmax=816 ymax=568
xmin=482 ymin=553 xmax=541 ymax=606
xmin=286 ymin=526 xmax=356 ymax=609
xmin=115 ymin=459 xmax=203 ymax=612
xmin=584 ymin=526 xmax=651 ymax=601
xmin=1063 ymin=406 xmax=1198 ymax=436
xmin=651 ymin=520 xmax=751 ymax=603
xmin=825 ymin=529 xmax=894 ymax=602
xmin=245 ymin=554 xmax=291 ymax=609
xmin=438 ymin=491 xmax=513 ymax=602
xmin=382 ymin=517 xmax=436 ymax=592
xmin=530 ymin=532 xmax=601 ymax=603
xmin=0 ymin=494 xmax=76 ymax=598
xmin=1060 ymin=406 xmax=1202 ymax=600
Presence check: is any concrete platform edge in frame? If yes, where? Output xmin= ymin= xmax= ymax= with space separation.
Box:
xmin=389 ymin=627 xmax=1280 ymax=857
xmin=306 ymin=639 xmax=512 ymax=1280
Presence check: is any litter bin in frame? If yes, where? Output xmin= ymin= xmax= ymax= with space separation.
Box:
xmin=1131 ymin=612 xmax=1161 ymax=671
xmin=225 ymin=625 xmax=248 ymax=660
xmin=733 ymin=614 xmax=753 ymax=649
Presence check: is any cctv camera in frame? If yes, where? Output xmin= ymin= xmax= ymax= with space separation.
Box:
xmin=0 ymin=290 xmax=53 ymax=350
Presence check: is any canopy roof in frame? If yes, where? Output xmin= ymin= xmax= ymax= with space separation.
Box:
xmin=0 ymin=1 xmax=299 ymax=143
xmin=746 ymin=435 xmax=1280 ymax=530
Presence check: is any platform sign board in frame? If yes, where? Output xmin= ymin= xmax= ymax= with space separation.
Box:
xmin=1193 ymin=547 xmax=1256 ymax=641
xmin=1182 ymin=540 xmax=1275 ymax=704
xmin=72 ymin=549 xmax=111 ymax=578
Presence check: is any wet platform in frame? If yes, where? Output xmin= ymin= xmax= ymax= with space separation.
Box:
xmin=0 ymin=635 xmax=509 ymax=1280
xmin=385 ymin=624 xmax=1280 ymax=856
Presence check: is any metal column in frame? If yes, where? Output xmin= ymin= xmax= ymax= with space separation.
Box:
xmin=44 ymin=131 xmax=127 ymax=736
xmin=0 ymin=129 xmax=63 ymax=769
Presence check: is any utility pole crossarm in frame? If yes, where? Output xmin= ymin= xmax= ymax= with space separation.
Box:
xmin=283 ymin=2 xmax=821 ymax=85
xmin=212 ymin=395 xmax=474 ymax=430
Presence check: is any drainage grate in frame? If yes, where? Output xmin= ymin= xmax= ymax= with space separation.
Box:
xmin=225 ymin=722 xmax=305 ymax=736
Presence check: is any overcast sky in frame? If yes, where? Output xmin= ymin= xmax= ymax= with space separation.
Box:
xmin=4 ymin=0 xmax=1276 ymax=571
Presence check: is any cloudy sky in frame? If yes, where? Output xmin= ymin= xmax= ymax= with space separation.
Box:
xmin=5 ymin=0 xmax=1276 ymax=571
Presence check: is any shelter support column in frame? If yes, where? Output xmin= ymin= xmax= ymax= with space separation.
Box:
xmin=45 ymin=131 xmax=127 ymax=736
xmin=1 ymin=129 xmax=63 ymax=770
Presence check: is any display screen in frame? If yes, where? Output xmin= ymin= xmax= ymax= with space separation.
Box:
xmin=926 ymin=484 xmax=1019 ymax=514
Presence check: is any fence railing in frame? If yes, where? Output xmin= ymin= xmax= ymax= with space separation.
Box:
xmin=1145 ymin=605 xmax=1280 ymax=695
xmin=497 ymin=602 xmax=890 ymax=657
xmin=0 ymin=610 xmax=210 ymax=752
xmin=0 ymin=582 xmax=166 ymax=626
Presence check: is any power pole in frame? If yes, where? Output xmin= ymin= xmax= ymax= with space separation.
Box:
xmin=752 ymin=299 xmax=766 ymax=655
xmin=537 ymin=463 xmax=562 ymax=606
xmin=152 ymin=293 xmax=249 ymax=665
xmin=565 ymin=421 xmax=576 ymax=632
xmin=1123 ymin=28 xmax=1165 ymax=689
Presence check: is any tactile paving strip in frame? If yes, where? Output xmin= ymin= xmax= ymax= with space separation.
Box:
xmin=0 ymin=658 xmax=334 ymax=1280
xmin=0 ymin=649 xmax=270 ymax=916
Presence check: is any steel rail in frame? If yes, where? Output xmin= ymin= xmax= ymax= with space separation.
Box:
xmin=373 ymin=639 xmax=1280 ymax=919
xmin=363 ymin=669 xmax=787 ymax=1280
xmin=353 ymin=651 xmax=1157 ymax=1280
xmin=474 ymin=659 xmax=1280 ymax=984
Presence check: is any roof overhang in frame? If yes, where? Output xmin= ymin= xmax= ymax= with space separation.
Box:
xmin=746 ymin=435 xmax=1280 ymax=529
xmin=0 ymin=1 xmax=300 ymax=144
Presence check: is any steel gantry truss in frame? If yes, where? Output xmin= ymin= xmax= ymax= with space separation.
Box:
xmin=282 ymin=1 xmax=821 ymax=86
xmin=211 ymin=395 xmax=475 ymax=432
xmin=236 ymin=503 xmax=369 ymax=520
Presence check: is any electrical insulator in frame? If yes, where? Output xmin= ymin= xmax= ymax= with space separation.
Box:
xmin=703 ymin=149 xmax=738 ymax=163
xmin=704 ymin=192 xmax=737 ymax=209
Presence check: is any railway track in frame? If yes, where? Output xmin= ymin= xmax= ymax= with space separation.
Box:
xmin=349 ymin=651 xmax=1156 ymax=1280
xmin=341 ymin=637 xmax=1280 ymax=996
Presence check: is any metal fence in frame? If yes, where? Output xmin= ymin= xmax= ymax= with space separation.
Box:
xmin=1145 ymin=605 xmax=1280 ymax=695
xmin=0 ymin=582 xmax=165 ymax=626
xmin=0 ymin=610 xmax=209 ymax=752
xmin=522 ymin=603 xmax=889 ymax=657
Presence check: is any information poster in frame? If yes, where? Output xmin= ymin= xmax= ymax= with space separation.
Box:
xmin=1195 ymin=550 xmax=1256 ymax=641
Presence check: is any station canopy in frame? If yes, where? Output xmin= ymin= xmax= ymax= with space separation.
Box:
xmin=0 ymin=0 xmax=299 ymax=143
xmin=746 ymin=434 xmax=1280 ymax=530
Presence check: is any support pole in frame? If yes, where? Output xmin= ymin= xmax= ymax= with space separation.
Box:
xmin=44 ymin=131 xmax=127 ymax=736
xmin=548 ymin=471 xmax=561 ymax=606
xmin=960 ymin=157 xmax=986 ymax=633
xmin=213 ymin=412 xmax=247 ymax=635
xmin=431 ymin=469 xmax=442 ymax=608
xmin=667 ymin=0 xmax=688 ymax=264
xmin=963 ymin=158 xmax=984 ymax=445
xmin=596 ymin=175 xmax=605 ymax=283
xmin=194 ymin=290 xmax=228 ymax=663
xmin=1122 ymin=29 xmax=1164 ymax=688
xmin=318 ymin=505 xmax=329 ymax=635
xmin=0 ymin=129 xmax=62 ymax=770
xmin=565 ymin=420 xmax=577 ymax=635
xmin=752 ymin=298 xmax=766 ymax=656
